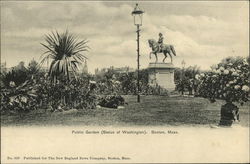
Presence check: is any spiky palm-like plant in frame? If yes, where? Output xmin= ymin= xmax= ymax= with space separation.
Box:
xmin=40 ymin=30 xmax=89 ymax=82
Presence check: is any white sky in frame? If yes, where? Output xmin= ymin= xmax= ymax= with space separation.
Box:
xmin=1 ymin=1 xmax=249 ymax=73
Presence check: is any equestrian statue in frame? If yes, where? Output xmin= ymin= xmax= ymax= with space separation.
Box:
xmin=148 ymin=33 xmax=177 ymax=63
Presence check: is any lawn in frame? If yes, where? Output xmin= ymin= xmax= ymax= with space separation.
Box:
xmin=1 ymin=96 xmax=249 ymax=127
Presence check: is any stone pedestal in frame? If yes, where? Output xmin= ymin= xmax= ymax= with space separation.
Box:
xmin=148 ymin=62 xmax=176 ymax=92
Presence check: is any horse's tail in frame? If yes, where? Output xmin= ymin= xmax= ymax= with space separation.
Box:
xmin=170 ymin=45 xmax=176 ymax=56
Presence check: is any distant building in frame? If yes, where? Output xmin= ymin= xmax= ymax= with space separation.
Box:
xmin=95 ymin=68 xmax=108 ymax=76
xmin=95 ymin=66 xmax=135 ymax=75
xmin=113 ymin=66 xmax=135 ymax=73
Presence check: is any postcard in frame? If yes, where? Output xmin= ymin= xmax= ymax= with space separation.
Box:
xmin=1 ymin=1 xmax=249 ymax=163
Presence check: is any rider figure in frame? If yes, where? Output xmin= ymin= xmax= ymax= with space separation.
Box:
xmin=158 ymin=33 xmax=164 ymax=52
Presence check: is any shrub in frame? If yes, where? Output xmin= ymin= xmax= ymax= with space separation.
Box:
xmin=98 ymin=95 xmax=125 ymax=108
xmin=0 ymin=73 xmax=98 ymax=113
xmin=174 ymin=65 xmax=201 ymax=95
xmin=0 ymin=80 xmax=38 ymax=113
xmin=37 ymin=78 xmax=98 ymax=111
xmin=0 ymin=69 xmax=29 ymax=88
xmin=198 ymin=56 xmax=249 ymax=104
xmin=94 ymin=69 xmax=170 ymax=96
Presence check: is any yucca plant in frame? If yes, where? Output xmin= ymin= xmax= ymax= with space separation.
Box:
xmin=40 ymin=30 xmax=89 ymax=82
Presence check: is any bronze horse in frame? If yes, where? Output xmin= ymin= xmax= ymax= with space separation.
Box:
xmin=148 ymin=39 xmax=176 ymax=63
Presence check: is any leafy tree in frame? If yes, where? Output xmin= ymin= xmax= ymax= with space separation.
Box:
xmin=28 ymin=59 xmax=39 ymax=73
xmin=175 ymin=65 xmax=201 ymax=95
xmin=198 ymin=56 xmax=249 ymax=103
xmin=184 ymin=65 xmax=200 ymax=79
xmin=118 ymin=72 xmax=137 ymax=94
xmin=15 ymin=61 xmax=27 ymax=72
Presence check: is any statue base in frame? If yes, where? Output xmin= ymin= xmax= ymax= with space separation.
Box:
xmin=148 ymin=62 xmax=176 ymax=92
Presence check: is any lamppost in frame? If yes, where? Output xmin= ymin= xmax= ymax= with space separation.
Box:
xmin=181 ymin=60 xmax=186 ymax=69
xmin=181 ymin=60 xmax=186 ymax=95
xmin=132 ymin=3 xmax=144 ymax=103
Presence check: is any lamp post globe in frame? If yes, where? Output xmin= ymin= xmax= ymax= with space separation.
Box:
xmin=132 ymin=3 xmax=144 ymax=26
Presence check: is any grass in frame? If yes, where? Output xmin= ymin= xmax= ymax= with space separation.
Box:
xmin=1 ymin=96 xmax=249 ymax=127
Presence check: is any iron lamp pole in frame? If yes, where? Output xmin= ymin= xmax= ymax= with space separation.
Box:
xmin=132 ymin=3 xmax=144 ymax=103
xmin=181 ymin=60 xmax=186 ymax=95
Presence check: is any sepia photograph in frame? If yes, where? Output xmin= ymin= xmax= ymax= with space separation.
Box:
xmin=1 ymin=0 xmax=249 ymax=163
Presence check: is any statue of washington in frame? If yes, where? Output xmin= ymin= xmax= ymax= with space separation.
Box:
xmin=148 ymin=33 xmax=177 ymax=63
